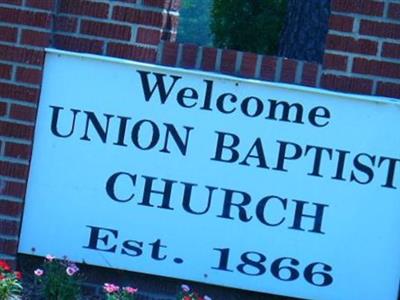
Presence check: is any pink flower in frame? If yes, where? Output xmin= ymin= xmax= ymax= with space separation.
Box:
xmin=34 ymin=268 xmax=44 ymax=276
xmin=103 ymin=283 xmax=120 ymax=293
xmin=69 ymin=263 xmax=79 ymax=272
xmin=45 ymin=254 xmax=55 ymax=261
xmin=123 ymin=286 xmax=138 ymax=294
xmin=66 ymin=266 xmax=77 ymax=276
xmin=181 ymin=284 xmax=190 ymax=292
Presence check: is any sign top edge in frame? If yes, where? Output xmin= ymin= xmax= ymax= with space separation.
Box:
xmin=45 ymin=48 xmax=400 ymax=107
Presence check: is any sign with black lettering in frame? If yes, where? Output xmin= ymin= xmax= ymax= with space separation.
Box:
xmin=19 ymin=49 xmax=400 ymax=300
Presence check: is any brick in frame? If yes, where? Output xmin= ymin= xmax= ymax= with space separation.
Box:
xmin=240 ymin=52 xmax=257 ymax=77
xmin=113 ymin=6 xmax=164 ymax=27
xmin=382 ymin=42 xmax=400 ymax=59
xmin=329 ymin=14 xmax=354 ymax=32
xmin=4 ymin=142 xmax=31 ymax=160
xmin=1 ymin=181 xmax=25 ymax=198
xmin=377 ymin=82 xmax=400 ymax=99
xmin=10 ymin=104 xmax=37 ymax=122
xmin=200 ymin=47 xmax=217 ymax=72
xmin=0 ymin=7 xmax=51 ymax=28
xmin=280 ymin=59 xmax=298 ymax=83
xmin=0 ymin=63 xmax=12 ymax=80
xmin=143 ymin=0 xmax=166 ymax=8
xmin=59 ymin=0 xmax=109 ymax=18
xmin=0 ymin=238 xmax=18 ymax=256
xmin=326 ymin=34 xmax=378 ymax=55
xmin=0 ymin=26 xmax=18 ymax=43
xmin=54 ymin=35 xmax=104 ymax=55
xmin=353 ymin=58 xmax=400 ymax=79
xmin=143 ymin=0 xmax=166 ymax=9
xmin=0 ymin=102 xmax=6 ymax=116
xmin=0 ymin=0 xmax=22 ymax=4
xmin=0 ymin=200 xmax=23 ymax=218
xmin=107 ymin=43 xmax=157 ymax=62
xmin=54 ymin=16 xmax=78 ymax=33
xmin=0 ymin=121 xmax=34 ymax=140
xmin=21 ymin=29 xmax=51 ymax=47
xmin=26 ymin=0 xmax=53 ymax=10
xmin=388 ymin=3 xmax=400 ymax=19
xmin=301 ymin=63 xmax=319 ymax=87
xmin=220 ymin=49 xmax=237 ymax=74
xmin=143 ymin=0 xmax=180 ymax=11
xmin=0 ymin=82 xmax=39 ymax=103
xmin=0 ymin=220 xmax=19 ymax=236
xmin=0 ymin=45 xmax=44 ymax=66
xmin=331 ymin=0 xmax=384 ymax=16
xmin=323 ymin=53 xmax=348 ymax=71
xmin=260 ymin=56 xmax=277 ymax=81
xmin=181 ymin=44 xmax=198 ymax=68
xmin=161 ymin=41 xmax=178 ymax=66
xmin=0 ymin=161 xmax=28 ymax=179
xmin=321 ymin=74 xmax=373 ymax=94
xmin=80 ymin=20 xmax=131 ymax=41
xmin=136 ymin=27 xmax=161 ymax=45
xmin=16 ymin=67 xmax=42 ymax=85
xmin=360 ymin=20 xmax=400 ymax=40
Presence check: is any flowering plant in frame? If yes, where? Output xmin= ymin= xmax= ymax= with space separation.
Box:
xmin=34 ymin=255 xmax=82 ymax=300
xmin=176 ymin=284 xmax=212 ymax=300
xmin=103 ymin=283 xmax=138 ymax=300
xmin=0 ymin=260 xmax=22 ymax=300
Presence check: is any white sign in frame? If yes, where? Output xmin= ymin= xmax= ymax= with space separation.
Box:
xmin=19 ymin=49 xmax=400 ymax=300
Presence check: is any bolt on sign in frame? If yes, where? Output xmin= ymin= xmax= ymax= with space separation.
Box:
xmin=19 ymin=49 xmax=400 ymax=300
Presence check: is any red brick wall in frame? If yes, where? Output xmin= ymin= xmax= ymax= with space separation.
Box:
xmin=322 ymin=0 xmax=400 ymax=98
xmin=0 ymin=0 xmax=399 ymax=297
xmin=0 ymin=0 xmax=49 ymax=268
xmin=157 ymin=42 xmax=322 ymax=87
xmin=0 ymin=0 xmax=180 ymax=268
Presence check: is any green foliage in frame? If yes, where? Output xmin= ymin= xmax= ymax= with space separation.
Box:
xmin=0 ymin=260 xmax=22 ymax=300
xmin=177 ymin=0 xmax=213 ymax=46
xmin=34 ymin=256 xmax=82 ymax=300
xmin=0 ymin=277 xmax=22 ymax=300
xmin=211 ymin=0 xmax=287 ymax=54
